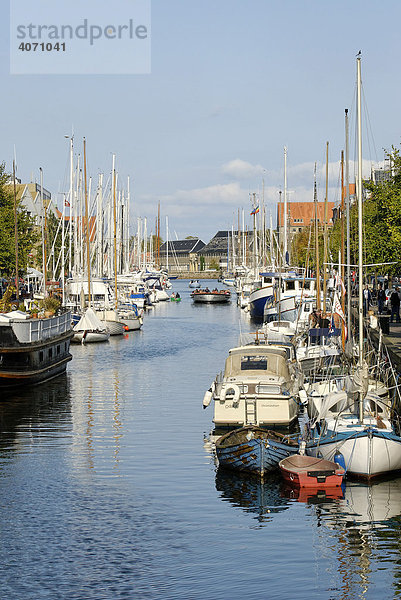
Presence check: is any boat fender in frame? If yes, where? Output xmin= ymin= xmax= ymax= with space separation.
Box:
xmin=298 ymin=389 xmax=308 ymax=405
xmin=203 ymin=389 xmax=213 ymax=409
xmin=334 ymin=451 xmax=346 ymax=472
xmin=220 ymin=384 xmax=240 ymax=404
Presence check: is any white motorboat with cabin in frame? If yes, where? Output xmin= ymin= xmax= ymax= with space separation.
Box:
xmin=204 ymin=343 xmax=300 ymax=428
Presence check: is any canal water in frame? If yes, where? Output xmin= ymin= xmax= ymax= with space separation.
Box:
xmin=1 ymin=280 xmax=401 ymax=599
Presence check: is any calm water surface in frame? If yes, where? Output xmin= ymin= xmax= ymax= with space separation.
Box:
xmin=1 ymin=280 xmax=401 ymax=599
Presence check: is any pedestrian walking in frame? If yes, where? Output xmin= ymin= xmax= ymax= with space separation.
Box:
xmin=390 ymin=287 xmax=401 ymax=323
xmin=377 ymin=283 xmax=386 ymax=314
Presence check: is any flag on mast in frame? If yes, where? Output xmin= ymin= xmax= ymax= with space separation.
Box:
xmin=333 ymin=291 xmax=347 ymax=340
xmin=250 ymin=206 xmax=259 ymax=215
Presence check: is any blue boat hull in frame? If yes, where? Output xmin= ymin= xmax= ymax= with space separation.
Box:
xmin=216 ymin=427 xmax=299 ymax=476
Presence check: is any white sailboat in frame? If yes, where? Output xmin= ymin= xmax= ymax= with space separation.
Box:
xmin=305 ymin=55 xmax=401 ymax=478
xmin=72 ymin=307 xmax=110 ymax=343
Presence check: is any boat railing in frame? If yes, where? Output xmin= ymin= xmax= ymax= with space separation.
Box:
xmin=9 ymin=310 xmax=72 ymax=343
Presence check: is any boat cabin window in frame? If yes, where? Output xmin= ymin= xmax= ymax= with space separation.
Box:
xmin=39 ymin=351 xmax=44 ymax=362
xmin=285 ymin=281 xmax=296 ymax=291
xmin=57 ymin=345 xmax=60 ymax=355
xmin=303 ymin=304 xmax=311 ymax=312
xmin=304 ymin=281 xmax=311 ymax=290
xmin=241 ymin=355 xmax=268 ymax=370
xmin=49 ymin=348 xmax=53 ymax=359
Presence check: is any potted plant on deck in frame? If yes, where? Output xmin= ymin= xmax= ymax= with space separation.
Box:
xmin=39 ymin=296 xmax=61 ymax=318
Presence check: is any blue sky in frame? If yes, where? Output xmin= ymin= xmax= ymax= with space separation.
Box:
xmin=1 ymin=0 xmax=401 ymax=242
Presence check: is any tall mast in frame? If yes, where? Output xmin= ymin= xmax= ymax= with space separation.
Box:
xmin=126 ymin=177 xmax=130 ymax=273
xmin=356 ymin=55 xmax=364 ymax=423
xmin=314 ymin=163 xmax=321 ymax=311
xmin=112 ymin=155 xmax=118 ymax=308
xmin=166 ymin=216 xmax=169 ymax=272
xmin=283 ymin=147 xmax=288 ymax=264
xmin=345 ymin=108 xmax=351 ymax=338
xmin=323 ymin=141 xmax=329 ymax=312
xmin=96 ymin=173 xmax=104 ymax=277
xmin=40 ymin=167 xmax=47 ymax=298
xmin=357 ymin=56 xmax=363 ymax=366
xmin=83 ymin=138 xmax=91 ymax=306
xmin=68 ymin=137 xmax=73 ymax=278
xmin=12 ymin=160 xmax=19 ymax=303
xmin=340 ymin=150 xmax=345 ymax=311
xmin=252 ymin=192 xmax=257 ymax=276
xmin=340 ymin=150 xmax=346 ymax=350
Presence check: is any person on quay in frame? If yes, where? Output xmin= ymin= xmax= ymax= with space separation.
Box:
xmin=390 ymin=287 xmax=401 ymax=323
xmin=377 ymin=283 xmax=386 ymax=314
xmin=363 ymin=285 xmax=372 ymax=317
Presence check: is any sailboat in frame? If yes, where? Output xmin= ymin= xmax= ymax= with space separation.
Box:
xmin=71 ymin=307 xmax=110 ymax=343
xmin=305 ymin=55 xmax=401 ymax=479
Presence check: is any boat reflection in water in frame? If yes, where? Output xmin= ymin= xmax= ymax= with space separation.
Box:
xmin=215 ymin=468 xmax=291 ymax=524
xmin=310 ymin=478 xmax=401 ymax=598
xmin=0 ymin=374 xmax=71 ymax=452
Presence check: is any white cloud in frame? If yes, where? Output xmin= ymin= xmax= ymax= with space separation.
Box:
xmin=221 ymin=159 xmax=266 ymax=179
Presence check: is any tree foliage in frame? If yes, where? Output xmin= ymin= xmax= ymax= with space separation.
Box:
xmin=292 ymin=147 xmax=401 ymax=277
xmin=0 ymin=163 xmax=39 ymax=277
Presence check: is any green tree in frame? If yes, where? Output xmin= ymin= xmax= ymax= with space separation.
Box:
xmin=328 ymin=146 xmax=401 ymax=277
xmin=0 ymin=163 xmax=39 ymax=277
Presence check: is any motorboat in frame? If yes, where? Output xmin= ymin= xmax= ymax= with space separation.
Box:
xmin=296 ymin=327 xmax=342 ymax=377
xmin=189 ymin=280 xmax=201 ymax=288
xmin=117 ymin=306 xmax=143 ymax=331
xmin=260 ymin=320 xmax=296 ymax=343
xmin=191 ymin=289 xmax=231 ymax=303
xmin=249 ymin=272 xmax=276 ymax=321
xmin=204 ymin=344 xmax=300 ymax=428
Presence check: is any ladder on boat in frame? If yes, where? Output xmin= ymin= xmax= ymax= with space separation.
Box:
xmin=245 ymin=399 xmax=257 ymax=425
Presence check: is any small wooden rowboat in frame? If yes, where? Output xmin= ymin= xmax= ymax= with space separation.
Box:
xmin=279 ymin=454 xmax=345 ymax=488
xmin=215 ymin=426 xmax=299 ymax=477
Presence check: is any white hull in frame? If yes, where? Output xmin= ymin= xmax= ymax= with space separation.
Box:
xmin=72 ymin=330 xmax=110 ymax=344
xmin=213 ymin=396 xmax=298 ymax=428
xmin=119 ymin=316 xmax=142 ymax=331
xmin=104 ymin=320 xmax=126 ymax=335
xmin=307 ymin=432 xmax=401 ymax=478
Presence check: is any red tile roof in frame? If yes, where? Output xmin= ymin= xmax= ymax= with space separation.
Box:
xmin=277 ymin=201 xmax=335 ymax=227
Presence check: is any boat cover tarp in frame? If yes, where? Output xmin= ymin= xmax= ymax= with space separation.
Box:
xmin=74 ymin=308 xmax=107 ymax=332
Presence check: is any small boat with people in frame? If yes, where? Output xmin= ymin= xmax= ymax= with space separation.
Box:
xmin=279 ymin=454 xmax=345 ymax=488
xmin=191 ymin=288 xmax=231 ymax=303
xmin=170 ymin=292 xmax=181 ymax=302
xmin=215 ymin=426 xmax=299 ymax=477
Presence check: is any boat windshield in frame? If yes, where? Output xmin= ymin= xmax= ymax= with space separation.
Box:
xmin=241 ymin=356 xmax=268 ymax=370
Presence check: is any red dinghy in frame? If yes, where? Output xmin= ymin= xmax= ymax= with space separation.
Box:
xmin=279 ymin=454 xmax=345 ymax=488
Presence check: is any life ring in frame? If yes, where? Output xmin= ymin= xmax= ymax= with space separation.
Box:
xmin=220 ymin=383 xmax=240 ymax=403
